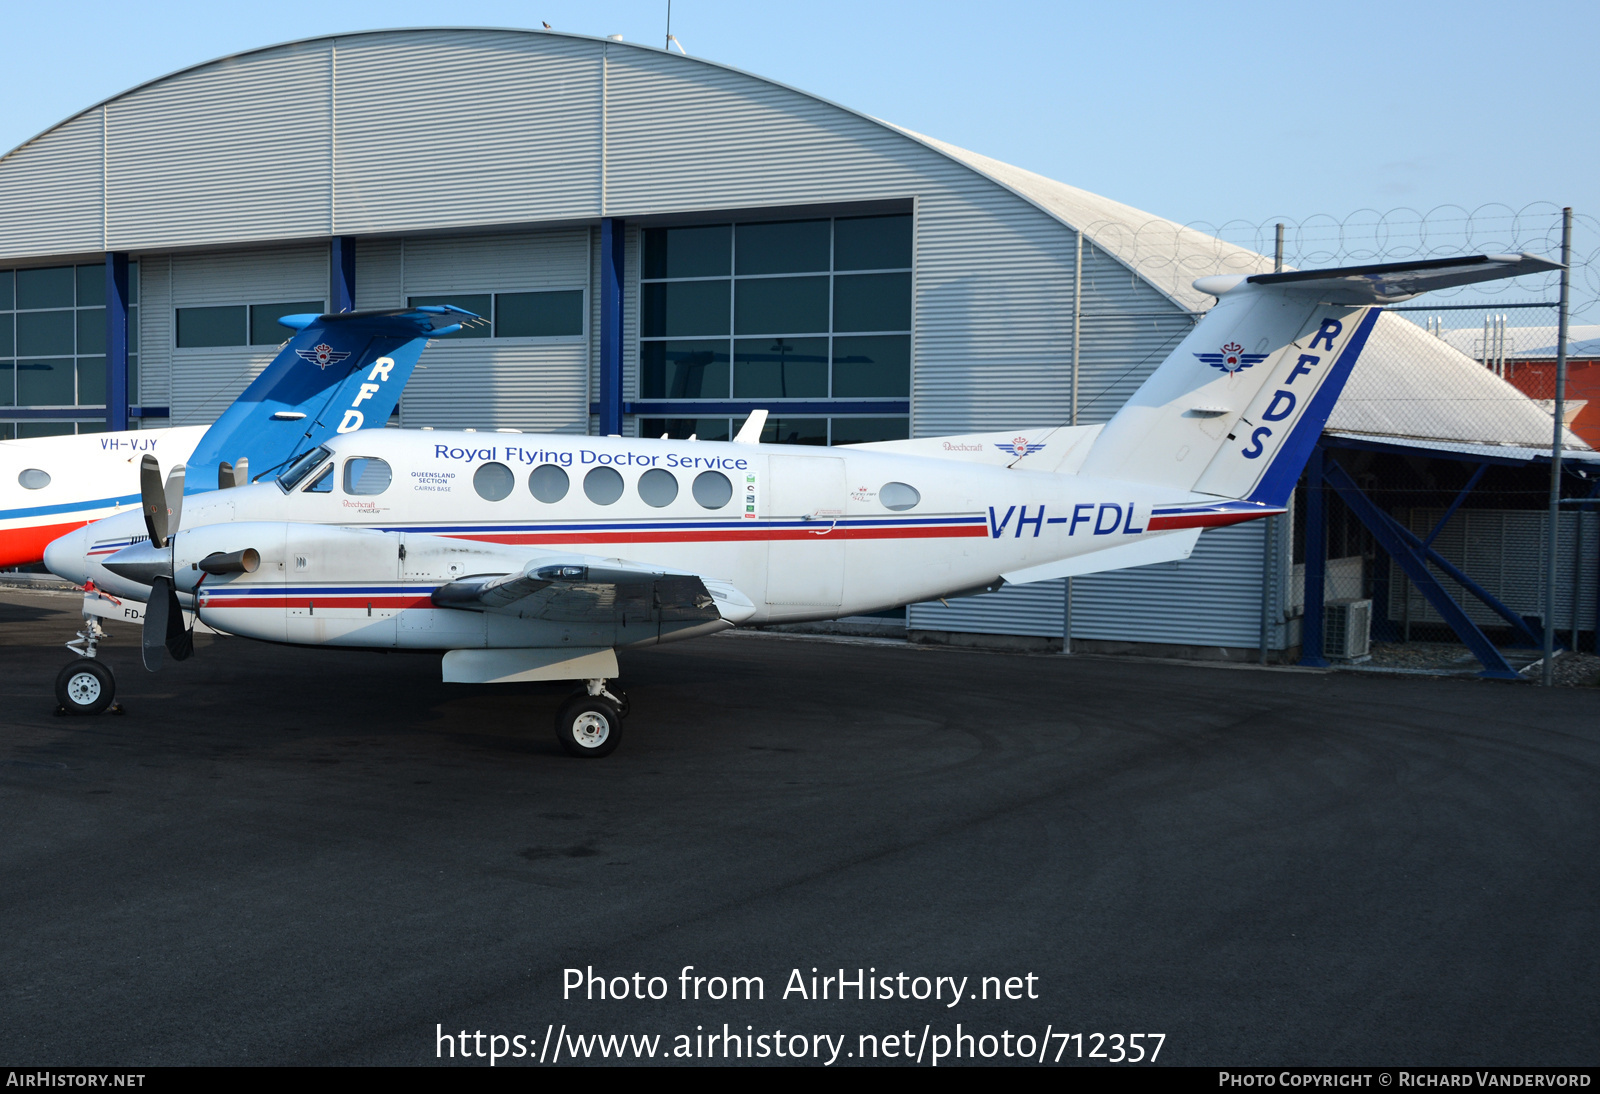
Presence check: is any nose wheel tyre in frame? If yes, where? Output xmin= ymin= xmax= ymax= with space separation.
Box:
xmin=555 ymin=693 xmax=622 ymax=758
xmin=55 ymin=658 xmax=115 ymax=715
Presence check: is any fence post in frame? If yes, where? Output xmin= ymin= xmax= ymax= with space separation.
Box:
xmin=1300 ymin=446 xmax=1329 ymax=667
xmin=1542 ymin=208 xmax=1573 ymax=685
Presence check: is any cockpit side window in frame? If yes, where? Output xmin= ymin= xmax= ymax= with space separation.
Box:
xmin=304 ymin=464 xmax=334 ymax=493
xmin=276 ymin=446 xmax=331 ymax=492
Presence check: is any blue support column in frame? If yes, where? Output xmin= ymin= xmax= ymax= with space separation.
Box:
xmin=1299 ymin=446 xmax=1329 ymax=666
xmin=330 ymin=236 xmax=356 ymax=313
xmin=598 ymin=218 xmax=625 ymax=436
xmin=104 ymin=253 xmax=130 ymax=432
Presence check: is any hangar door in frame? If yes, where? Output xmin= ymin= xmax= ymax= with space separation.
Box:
xmin=764 ymin=455 xmax=846 ymax=607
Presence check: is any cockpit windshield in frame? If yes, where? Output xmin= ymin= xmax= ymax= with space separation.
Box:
xmin=276 ymin=446 xmax=332 ymax=492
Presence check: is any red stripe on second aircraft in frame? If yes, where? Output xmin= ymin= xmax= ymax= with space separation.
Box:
xmin=0 ymin=520 xmax=90 ymax=568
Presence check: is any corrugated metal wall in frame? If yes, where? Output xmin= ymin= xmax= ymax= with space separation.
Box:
xmin=334 ymin=32 xmax=602 ymax=234
xmin=166 ymin=244 xmax=329 ymax=425
xmin=1389 ymin=509 xmax=1598 ymax=631
xmin=1071 ymin=524 xmax=1274 ymax=647
xmin=394 ymin=230 xmax=592 ymax=434
xmin=106 ymin=41 xmax=332 ymax=251
xmin=136 ymin=254 xmax=172 ymax=410
xmin=0 ymin=110 xmax=103 ymax=258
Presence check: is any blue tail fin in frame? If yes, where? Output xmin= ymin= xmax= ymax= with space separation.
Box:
xmin=184 ymin=306 xmax=480 ymax=490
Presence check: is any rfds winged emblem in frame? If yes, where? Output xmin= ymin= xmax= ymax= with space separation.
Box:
xmin=995 ymin=435 xmax=1046 ymax=457
xmin=295 ymin=343 xmax=352 ymax=370
xmin=1194 ymin=341 xmax=1269 ymax=374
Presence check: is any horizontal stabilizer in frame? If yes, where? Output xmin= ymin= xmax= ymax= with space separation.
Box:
xmin=1002 ymin=527 xmax=1201 ymax=584
xmin=1196 ymin=253 xmax=1562 ymax=306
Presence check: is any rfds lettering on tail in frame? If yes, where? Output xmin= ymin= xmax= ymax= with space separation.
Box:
xmin=40 ymin=253 xmax=1562 ymax=757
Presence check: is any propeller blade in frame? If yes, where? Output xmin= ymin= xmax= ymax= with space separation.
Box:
xmin=142 ymin=576 xmax=170 ymax=671
xmin=218 ymin=461 xmax=234 ymax=490
xmin=164 ymin=579 xmax=194 ymax=662
xmin=165 ymin=464 xmax=186 ymax=536
xmin=139 ymin=454 xmax=167 ymax=548
xmin=235 ymin=456 xmax=248 ymax=486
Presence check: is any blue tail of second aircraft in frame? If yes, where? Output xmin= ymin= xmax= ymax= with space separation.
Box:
xmin=184 ymin=305 xmax=480 ymax=490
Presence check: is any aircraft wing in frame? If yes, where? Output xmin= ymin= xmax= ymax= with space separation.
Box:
xmin=431 ymin=553 xmax=758 ymax=628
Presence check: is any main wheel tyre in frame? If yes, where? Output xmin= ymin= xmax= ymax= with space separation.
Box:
xmin=55 ymin=658 xmax=115 ymax=715
xmin=555 ymin=694 xmax=622 ymax=758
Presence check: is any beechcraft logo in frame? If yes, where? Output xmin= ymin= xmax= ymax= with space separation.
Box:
xmin=295 ymin=343 xmax=352 ymax=370
xmin=995 ymin=436 xmax=1046 ymax=457
xmin=1195 ymin=342 xmax=1269 ymax=374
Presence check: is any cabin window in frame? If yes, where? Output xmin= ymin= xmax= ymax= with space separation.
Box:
xmin=583 ymin=466 xmax=624 ymax=505
xmin=473 ymin=462 xmax=515 ymax=501
xmin=18 ymin=468 xmax=49 ymax=490
xmin=879 ymin=482 xmax=920 ymax=511
xmin=637 ymin=468 xmax=678 ymax=508
xmin=343 ymin=457 xmax=391 ymax=496
xmin=528 ymin=463 xmax=569 ymax=503
xmin=692 ymin=470 xmax=732 ymax=509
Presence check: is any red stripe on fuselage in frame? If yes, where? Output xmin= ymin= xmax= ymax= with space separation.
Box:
xmin=1146 ymin=511 xmax=1280 ymax=531
xmin=201 ymin=595 xmax=434 ymax=610
xmin=0 ymin=519 xmax=89 ymax=568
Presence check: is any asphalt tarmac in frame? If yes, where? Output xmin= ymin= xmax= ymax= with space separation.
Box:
xmin=1 ymin=587 xmax=1596 ymax=1067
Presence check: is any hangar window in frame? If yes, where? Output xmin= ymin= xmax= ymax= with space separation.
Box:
xmin=638 ymin=214 xmax=912 ymax=404
xmin=692 ymin=470 xmax=733 ymax=509
xmin=528 ymin=463 xmax=570 ymax=503
xmin=405 ymin=292 xmax=585 ymax=340
xmin=252 ymin=302 xmax=324 ymax=345
xmin=18 ymin=468 xmax=50 ymax=490
xmin=640 ymin=416 xmax=910 ymax=446
xmin=1 ymin=263 xmax=139 ymax=421
xmin=496 ymin=290 xmax=584 ymax=337
xmin=637 ymin=468 xmax=678 ymax=507
xmin=584 ymin=466 xmax=624 ymax=505
xmin=473 ymin=462 xmax=515 ymax=501
xmin=879 ymin=482 xmax=921 ymax=511
xmin=176 ymin=306 xmax=247 ymax=348
xmin=343 ymin=457 xmax=392 ymax=496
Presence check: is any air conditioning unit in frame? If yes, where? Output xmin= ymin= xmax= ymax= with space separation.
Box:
xmin=1324 ymin=598 xmax=1372 ymax=661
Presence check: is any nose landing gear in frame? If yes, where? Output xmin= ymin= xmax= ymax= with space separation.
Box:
xmin=55 ymin=614 xmax=119 ymax=716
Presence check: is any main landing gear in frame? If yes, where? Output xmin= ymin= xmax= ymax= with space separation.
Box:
xmin=554 ymin=679 xmax=630 ymax=759
xmin=55 ymin=615 xmax=119 ymax=716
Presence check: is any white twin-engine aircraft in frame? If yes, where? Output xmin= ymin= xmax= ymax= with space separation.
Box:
xmin=41 ymin=255 xmax=1557 ymax=757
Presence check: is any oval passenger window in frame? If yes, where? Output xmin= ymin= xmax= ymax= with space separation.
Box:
xmin=880 ymin=482 xmax=920 ymax=511
xmin=584 ymin=466 xmax=624 ymax=505
xmin=343 ymin=457 xmax=392 ymax=496
xmin=18 ymin=469 xmax=50 ymax=490
xmin=638 ymin=468 xmax=678 ymax=508
xmin=473 ymin=462 xmax=515 ymax=501
xmin=692 ymin=470 xmax=733 ymax=509
xmin=528 ymin=463 xmax=570 ymax=503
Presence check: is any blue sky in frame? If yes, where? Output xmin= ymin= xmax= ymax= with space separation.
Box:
xmin=3 ymin=1 xmax=1594 ymax=239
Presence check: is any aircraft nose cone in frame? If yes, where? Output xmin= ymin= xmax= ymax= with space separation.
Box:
xmin=42 ymin=526 xmax=88 ymax=585
xmin=101 ymin=540 xmax=170 ymax=586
